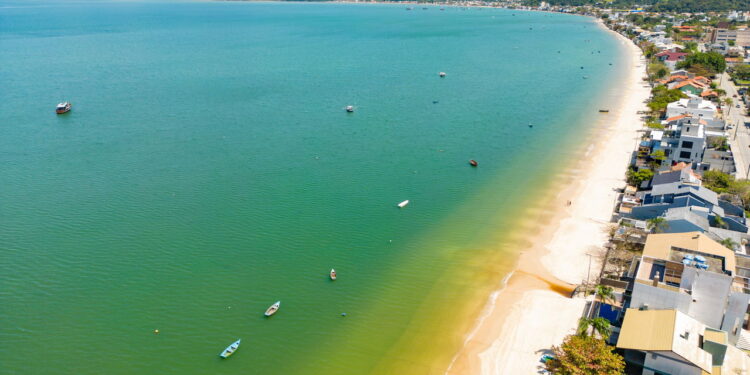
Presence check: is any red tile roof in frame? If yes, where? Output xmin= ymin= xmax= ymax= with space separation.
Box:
xmin=666 ymin=114 xmax=691 ymax=122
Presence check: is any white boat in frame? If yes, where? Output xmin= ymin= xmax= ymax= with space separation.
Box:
xmin=330 ymin=269 xmax=337 ymax=280
xmin=439 ymin=72 xmax=446 ymax=77
xmin=219 ymin=339 xmax=240 ymax=358
xmin=265 ymin=301 xmax=280 ymax=317
xmin=397 ymin=200 xmax=409 ymax=208
xmin=56 ymin=102 xmax=71 ymax=114
xmin=345 ymin=105 xmax=354 ymax=113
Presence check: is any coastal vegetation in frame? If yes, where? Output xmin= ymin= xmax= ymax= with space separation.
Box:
xmin=577 ymin=317 xmax=612 ymax=339
xmin=647 ymin=86 xmax=686 ymax=113
xmin=701 ymin=171 xmax=750 ymax=214
xmin=545 ymin=335 xmax=625 ymax=375
xmin=732 ymin=65 xmax=750 ymax=82
xmin=524 ymin=0 xmax=750 ymax=12
xmin=675 ymin=51 xmax=727 ymax=76
xmin=626 ymin=167 xmax=654 ymax=186
xmin=646 ymin=216 xmax=669 ymax=233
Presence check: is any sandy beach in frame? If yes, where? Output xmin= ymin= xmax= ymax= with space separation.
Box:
xmin=444 ymin=24 xmax=651 ymax=375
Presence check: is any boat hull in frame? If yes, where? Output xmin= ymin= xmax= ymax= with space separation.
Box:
xmin=219 ymin=339 xmax=241 ymax=359
xmin=264 ymin=301 xmax=280 ymax=317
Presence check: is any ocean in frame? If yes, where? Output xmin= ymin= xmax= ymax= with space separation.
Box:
xmin=0 ymin=1 xmax=627 ymax=373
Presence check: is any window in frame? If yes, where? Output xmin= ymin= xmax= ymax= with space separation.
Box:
xmin=680 ymin=151 xmax=692 ymax=159
xmin=681 ymin=140 xmax=694 ymax=149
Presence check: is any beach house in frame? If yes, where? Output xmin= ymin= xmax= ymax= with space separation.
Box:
xmin=629 ymin=181 xmax=748 ymax=235
xmin=655 ymin=51 xmax=688 ymax=70
xmin=666 ymin=96 xmax=718 ymax=121
xmin=616 ymin=309 xmax=750 ymax=375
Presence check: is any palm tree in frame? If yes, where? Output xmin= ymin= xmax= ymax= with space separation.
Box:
xmin=577 ymin=317 xmax=612 ymax=339
xmin=595 ymin=284 xmax=615 ymax=305
xmin=647 ymin=217 xmax=669 ymax=233
xmin=720 ymin=237 xmax=737 ymax=250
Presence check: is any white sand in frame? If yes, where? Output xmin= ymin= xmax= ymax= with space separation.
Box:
xmin=445 ymin=25 xmax=650 ymax=375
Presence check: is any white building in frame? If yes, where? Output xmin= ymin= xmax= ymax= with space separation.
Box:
xmin=671 ymin=121 xmax=706 ymax=164
xmin=666 ymin=96 xmax=718 ymax=120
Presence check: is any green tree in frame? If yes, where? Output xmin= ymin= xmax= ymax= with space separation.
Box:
xmin=683 ymin=41 xmax=699 ymax=53
xmin=702 ymin=170 xmax=733 ymax=193
xmin=676 ymin=51 xmax=727 ymax=75
xmin=626 ymin=168 xmax=654 ymax=186
xmin=647 ymin=217 xmax=670 ymax=233
xmin=715 ymin=215 xmax=728 ymax=229
xmin=708 ymin=136 xmax=729 ymax=151
xmin=595 ymin=284 xmax=615 ymax=305
xmin=648 ymin=62 xmax=669 ymax=80
xmin=648 ymin=86 xmax=687 ymax=113
xmin=546 ymin=335 xmax=625 ymax=375
xmin=577 ymin=317 xmax=612 ymax=339
xmin=650 ymin=149 xmax=667 ymax=168
xmin=733 ymin=65 xmax=750 ymax=81
xmin=720 ymin=237 xmax=737 ymax=250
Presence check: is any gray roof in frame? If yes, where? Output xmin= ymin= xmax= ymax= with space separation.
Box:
xmin=651 ymin=183 xmax=719 ymax=206
xmin=663 ymin=206 xmax=710 ymax=230
xmin=652 ymin=169 xmax=692 ymax=186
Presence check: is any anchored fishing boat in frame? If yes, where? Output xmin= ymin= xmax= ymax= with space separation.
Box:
xmin=219 ymin=339 xmax=241 ymax=358
xmin=56 ymin=102 xmax=71 ymax=114
xmin=469 ymin=160 xmax=478 ymax=167
xmin=330 ymin=269 xmax=337 ymax=280
xmin=439 ymin=72 xmax=446 ymax=77
xmin=397 ymin=200 xmax=409 ymax=208
xmin=345 ymin=105 xmax=354 ymax=113
xmin=265 ymin=301 xmax=280 ymax=317
xmin=599 ymin=109 xmax=610 ymax=113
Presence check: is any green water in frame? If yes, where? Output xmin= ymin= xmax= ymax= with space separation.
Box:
xmin=0 ymin=1 xmax=627 ymax=374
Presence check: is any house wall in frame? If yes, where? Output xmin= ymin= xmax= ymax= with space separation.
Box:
xmin=664 ymin=218 xmax=706 ymax=234
xmin=643 ymin=351 xmax=704 ymax=375
xmin=632 ymin=204 xmax=672 ymax=220
xmin=722 ymin=292 xmax=750 ymax=345
xmin=673 ymin=135 xmax=705 ymax=164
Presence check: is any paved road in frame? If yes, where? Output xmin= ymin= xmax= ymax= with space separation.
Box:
xmin=723 ymin=73 xmax=750 ymax=178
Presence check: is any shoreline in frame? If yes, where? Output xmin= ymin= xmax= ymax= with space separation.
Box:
xmin=444 ymin=23 xmax=651 ymax=375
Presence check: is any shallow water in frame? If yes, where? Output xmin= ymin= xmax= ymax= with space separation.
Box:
xmin=0 ymin=2 xmax=625 ymax=374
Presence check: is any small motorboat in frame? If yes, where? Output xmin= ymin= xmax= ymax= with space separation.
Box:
xmin=439 ymin=72 xmax=446 ymax=77
xmin=219 ymin=339 xmax=241 ymax=358
xmin=265 ymin=301 xmax=280 ymax=317
xmin=56 ymin=102 xmax=71 ymax=114
xmin=346 ymin=105 xmax=354 ymax=113
xmin=469 ymin=160 xmax=478 ymax=167
xmin=599 ymin=109 xmax=610 ymax=113
xmin=406 ymin=7 xmax=412 ymax=10
xmin=330 ymin=269 xmax=337 ymax=280
xmin=397 ymin=200 xmax=409 ymax=208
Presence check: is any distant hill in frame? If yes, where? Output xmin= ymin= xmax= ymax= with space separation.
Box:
xmin=524 ymin=0 xmax=750 ymax=12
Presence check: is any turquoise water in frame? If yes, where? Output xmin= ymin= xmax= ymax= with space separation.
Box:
xmin=0 ymin=2 xmax=626 ymax=374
